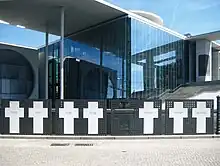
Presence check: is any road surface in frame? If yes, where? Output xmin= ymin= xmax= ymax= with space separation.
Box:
xmin=0 ymin=138 xmax=219 ymax=166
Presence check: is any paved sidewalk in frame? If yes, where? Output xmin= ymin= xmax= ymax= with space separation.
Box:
xmin=0 ymin=134 xmax=220 ymax=140
xmin=0 ymin=138 xmax=220 ymax=166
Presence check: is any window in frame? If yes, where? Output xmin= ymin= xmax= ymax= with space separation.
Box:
xmin=199 ymin=54 xmax=209 ymax=76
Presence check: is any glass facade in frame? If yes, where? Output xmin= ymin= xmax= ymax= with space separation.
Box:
xmin=0 ymin=49 xmax=34 ymax=99
xmin=40 ymin=15 xmax=185 ymax=100
xmin=130 ymin=18 xmax=185 ymax=98
xmin=40 ymin=17 xmax=130 ymax=100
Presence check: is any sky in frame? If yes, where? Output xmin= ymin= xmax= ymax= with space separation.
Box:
xmin=0 ymin=0 xmax=220 ymax=48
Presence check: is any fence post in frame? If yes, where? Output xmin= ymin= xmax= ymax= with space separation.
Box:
xmin=216 ymin=96 xmax=220 ymax=135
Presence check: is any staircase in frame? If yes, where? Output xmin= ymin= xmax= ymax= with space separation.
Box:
xmin=158 ymin=82 xmax=220 ymax=135
xmin=160 ymin=83 xmax=220 ymax=100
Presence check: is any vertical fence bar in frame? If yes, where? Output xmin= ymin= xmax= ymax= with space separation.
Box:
xmin=216 ymin=96 xmax=220 ymax=134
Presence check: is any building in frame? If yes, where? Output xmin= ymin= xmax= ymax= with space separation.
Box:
xmin=38 ymin=10 xmax=187 ymax=100
xmin=0 ymin=0 xmax=220 ymax=100
xmin=0 ymin=42 xmax=39 ymax=99
xmin=38 ymin=12 xmax=220 ymax=100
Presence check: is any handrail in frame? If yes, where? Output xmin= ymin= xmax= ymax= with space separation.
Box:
xmin=152 ymin=84 xmax=184 ymax=100
xmin=157 ymin=89 xmax=171 ymax=98
xmin=168 ymin=84 xmax=184 ymax=93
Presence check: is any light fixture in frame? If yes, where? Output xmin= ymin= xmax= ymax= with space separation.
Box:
xmin=0 ymin=20 xmax=9 ymax=25
xmin=16 ymin=25 xmax=25 ymax=28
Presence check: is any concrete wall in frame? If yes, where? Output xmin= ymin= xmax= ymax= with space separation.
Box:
xmin=0 ymin=42 xmax=39 ymax=99
xmin=196 ymin=40 xmax=212 ymax=82
xmin=189 ymin=91 xmax=220 ymax=109
xmin=212 ymin=51 xmax=220 ymax=81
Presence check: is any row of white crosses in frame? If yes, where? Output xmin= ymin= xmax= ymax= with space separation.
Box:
xmin=139 ymin=102 xmax=211 ymax=134
xmin=4 ymin=101 xmax=103 ymax=134
xmin=4 ymin=101 xmax=211 ymax=134
xmin=5 ymin=101 xmax=48 ymax=134
xmin=59 ymin=102 xmax=103 ymax=134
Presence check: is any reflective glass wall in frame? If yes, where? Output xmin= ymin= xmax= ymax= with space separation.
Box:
xmin=39 ymin=42 xmax=60 ymax=100
xmin=66 ymin=16 xmax=129 ymax=99
xmin=130 ymin=17 xmax=185 ymax=98
xmin=40 ymin=15 xmax=186 ymax=100
xmin=0 ymin=49 xmax=34 ymax=99
xmin=41 ymin=16 xmax=130 ymax=100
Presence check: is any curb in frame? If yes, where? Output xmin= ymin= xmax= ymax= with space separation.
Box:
xmin=0 ymin=135 xmax=220 ymax=140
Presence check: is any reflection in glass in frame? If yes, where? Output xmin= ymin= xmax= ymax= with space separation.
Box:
xmin=130 ymin=18 xmax=185 ymax=98
xmin=0 ymin=49 xmax=34 ymax=99
xmin=42 ymin=15 xmax=185 ymax=100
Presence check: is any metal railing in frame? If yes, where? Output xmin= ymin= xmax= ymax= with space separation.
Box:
xmin=216 ymin=96 xmax=220 ymax=134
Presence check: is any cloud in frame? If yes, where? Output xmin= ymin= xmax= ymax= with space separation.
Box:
xmin=188 ymin=1 xmax=220 ymax=11
xmin=169 ymin=0 xmax=181 ymax=28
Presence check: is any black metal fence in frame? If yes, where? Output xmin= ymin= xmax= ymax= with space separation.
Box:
xmin=0 ymin=98 xmax=219 ymax=135
xmin=216 ymin=96 xmax=220 ymax=134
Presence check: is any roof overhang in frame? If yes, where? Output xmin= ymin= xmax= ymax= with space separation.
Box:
xmin=212 ymin=41 xmax=220 ymax=51
xmin=189 ymin=30 xmax=220 ymax=41
xmin=0 ymin=0 xmax=127 ymax=36
xmin=0 ymin=41 xmax=37 ymax=50
xmin=187 ymin=31 xmax=220 ymax=51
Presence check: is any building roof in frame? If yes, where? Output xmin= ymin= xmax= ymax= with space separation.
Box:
xmin=0 ymin=0 xmax=185 ymax=39
xmin=212 ymin=41 xmax=220 ymax=51
xmin=0 ymin=41 xmax=37 ymax=50
xmin=129 ymin=10 xmax=163 ymax=26
xmin=0 ymin=0 xmax=126 ymax=36
xmin=188 ymin=30 xmax=220 ymax=51
xmin=189 ymin=30 xmax=220 ymax=41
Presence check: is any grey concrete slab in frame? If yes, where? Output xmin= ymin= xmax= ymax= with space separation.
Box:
xmin=0 ymin=138 xmax=220 ymax=166
xmin=0 ymin=134 xmax=220 ymax=140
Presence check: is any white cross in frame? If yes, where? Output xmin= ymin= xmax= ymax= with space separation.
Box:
xmin=169 ymin=102 xmax=188 ymax=134
xmin=139 ymin=102 xmax=158 ymax=134
xmin=83 ymin=102 xmax=103 ymax=135
xmin=5 ymin=101 xmax=24 ymax=134
xmin=192 ymin=102 xmax=211 ymax=133
xmin=29 ymin=101 xmax=48 ymax=134
xmin=59 ymin=102 xmax=79 ymax=134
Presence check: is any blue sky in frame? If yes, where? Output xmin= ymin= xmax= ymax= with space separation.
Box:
xmin=0 ymin=0 xmax=220 ymax=48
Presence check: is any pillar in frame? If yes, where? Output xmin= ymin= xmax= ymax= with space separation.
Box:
xmin=45 ymin=30 xmax=49 ymax=99
xmin=60 ymin=7 xmax=65 ymax=99
xmin=212 ymin=50 xmax=220 ymax=80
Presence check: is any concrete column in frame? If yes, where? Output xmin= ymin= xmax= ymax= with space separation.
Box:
xmin=45 ymin=30 xmax=49 ymax=99
xmin=154 ymin=66 xmax=157 ymax=89
xmin=196 ymin=40 xmax=212 ymax=82
xmin=60 ymin=7 xmax=65 ymax=99
xmin=218 ymin=51 xmax=220 ymax=80
xmin=212 ymin=51 xmax=220 ymax=80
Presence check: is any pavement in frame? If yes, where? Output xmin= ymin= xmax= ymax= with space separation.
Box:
xmin=0 ymin=138 xmax=220 ymax=166
xmin=0 ymin=134 xmax=220 ymax=140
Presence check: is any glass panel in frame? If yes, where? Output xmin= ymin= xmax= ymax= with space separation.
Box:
xmin=47 ymin=17 xmax=129 ymax=99
xmin=43 ymin=15 xmax=186 ymax=100
xmin=130 ymin=17 xmax=185 ymax=98
xmin=0 ymin=49 xmax=34 ymax=99
xmin=199 ymin=55 xmax=209 ymax=76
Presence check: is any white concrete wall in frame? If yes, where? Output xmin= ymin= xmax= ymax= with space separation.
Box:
xmin=161 ymin=91 xmax=220 ymax=110
xmin=196 ymin=40 xmax=212 ymax=82
xmin=212 ymin=51 xmax=220 ymax=81
xmin=0 ymin=43 xmax=39 ymax=99
xmin=189 ymin=91 xmax=220 ymax=110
